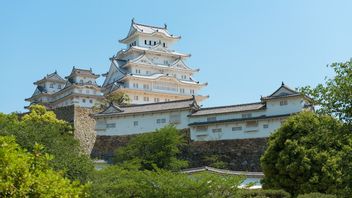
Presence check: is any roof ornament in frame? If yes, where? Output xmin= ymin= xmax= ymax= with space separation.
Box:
xmin=281 ymin=81 xmax=285 ymax=86
xmin=54 ymin=70 xmax=57 ymax=74
xmin=164 ymin=23 xmax=167 ymax=29
xmin=131 ymin=17 xmax=135 ymax=23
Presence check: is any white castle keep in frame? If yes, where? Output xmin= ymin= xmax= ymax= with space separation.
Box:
xmin=102 ymin=19 xmax=208 ymax=104
xmin=26 ymin=20 xmax=313 ymax=141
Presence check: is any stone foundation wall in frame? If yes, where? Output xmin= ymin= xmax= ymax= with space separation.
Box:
xmin=91 ymin=130 xmax=268 ymax=171
xmin=52 ymin=105 xmax=96 ymax=155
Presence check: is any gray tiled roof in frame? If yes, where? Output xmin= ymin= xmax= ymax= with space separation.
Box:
xmin=191 ymin=102 xmax=265 ymax=116
xmin=96 ymin=97 xmax=198 ymax=117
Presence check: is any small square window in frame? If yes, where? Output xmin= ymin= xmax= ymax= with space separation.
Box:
xmin=134 ymin=96 xmax=139 ymax=101
xmin=89 ymin=99 xmax=93 ymax=103
xmin=212 ymin=128 xmax=222 ymax=133
xmin=207 ymin=117 xmax=216 ymax=122
xmin=82 ymin=99 xmax=86 ymax=103
xmin=263 ymin=124 xmax=269 ymax=129
xmin=242 ymin=113 xmax=252 ymax=118
xmin=133 ymin=121 xmax=138 ymax=126
xmin=106 ymin=123 xmax=116 ymax=128
xmin=232 ymin=126 xmax=242 ymax=131
xmin=157 ymin=118 xmax=166 ymax=124
xmin=280 ymin=100 xmax=288 ymax=106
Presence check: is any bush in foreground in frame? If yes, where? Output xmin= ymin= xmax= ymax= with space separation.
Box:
xmin=0 ymin=136 xmax=87 ymax=197
xmin=239 ymin=189 xmax=291 ymax=198
xmin=0 ymin=105 xmax=94 ymax=182
xmin=297 ymin=192 xmax=337 ymax=198
xmin=90 ymin=165 xmax=243 ymax=198
xmin=261 ymin=111 xmax=350 ymax=197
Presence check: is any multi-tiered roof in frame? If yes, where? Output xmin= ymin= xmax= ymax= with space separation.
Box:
xmin=102 ymin=19 xmax=208 ymax=104
xmin=25 ymin=67 xmax=103 ymax=109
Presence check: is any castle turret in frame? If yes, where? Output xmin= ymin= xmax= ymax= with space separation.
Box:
xmin=102 ymin=19 xmax=208 ymax=104
xmin=25 ymin=68 xmax=103 ymax=109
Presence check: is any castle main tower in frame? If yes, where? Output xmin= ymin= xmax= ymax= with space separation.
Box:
xmin=102 ymin=19 xmax=208 ymax=104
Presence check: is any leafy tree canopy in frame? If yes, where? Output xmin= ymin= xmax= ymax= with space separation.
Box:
xmin=114 ymin=125 xmax=188 ymax=171
xmin=89 ymin=165 xmax=243 ymax=198
xmin=300 ymin=59 xmax=352 ymax=123
xmin=0 ymin=136 xmax=88 ymax=197
xmin=0 ymin=105 xmax=94 ymax=183
xmin=261 ymin=111 xmax=352 ymax=197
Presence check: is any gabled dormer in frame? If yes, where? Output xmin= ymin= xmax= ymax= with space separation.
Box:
xmin=119 ymin=19 xmax=181 ymax=49
xmin=65 ymin=67 xmax=100 ymax=85
xmin=262 ymin=82 xmax=313 ymax=116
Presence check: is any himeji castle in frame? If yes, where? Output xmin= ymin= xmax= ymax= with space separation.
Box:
xmin=102 ymin=19 xmax=208 ymax=104
xmin=25 ymin=19 xmax=314 ymax=143
xmin=25 ymin=67 xmax=103 ymax=109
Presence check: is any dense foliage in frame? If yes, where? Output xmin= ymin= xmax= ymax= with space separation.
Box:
xmin=297 ymin=193 xmax=337 ymax=198
xmin=89 ymin=165 xmax=243 ymax=198
xmin=239 ymin=189 xmax=291 ymax=198
xmin=114 ymin=125 xmax=188 ymax=171
xmin=0 ymin=105 xmax=94 ymax=182
xmin=300 ymin=59 xmax=352 ymax=123
xmin=261 ymin=111 xmax=352 ymax=197
xmin=0 ymin=136 xmax=87 ymax=197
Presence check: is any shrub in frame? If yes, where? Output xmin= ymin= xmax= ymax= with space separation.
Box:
xmin=261 ymin=111 xmax=352 ymax=197
xmin=239 ymin=189 xmax=291 ymax=198
xmin=297 ymin=192 xmax=336 ymax=198
xmin=114 ymin=125 xmax=188 ymax=171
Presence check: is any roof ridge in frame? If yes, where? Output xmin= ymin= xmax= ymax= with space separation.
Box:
xmin=121 ymin=98 xmax=194 ymax=108
xmin=133 ymin=22 xmax=166 ymax=30
xmin=199 ymin=102 xmax=264 ymax=110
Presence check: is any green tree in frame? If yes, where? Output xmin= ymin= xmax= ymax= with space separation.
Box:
xmin=89 ymin=165 xmax=243 ymax=198
xmin=0 ymin=105 xmax=94 ymax=183
xmin=114 ymin=125 xmax=188 ymax=171
xmin=0 ymin=136 xmax=88 ymax=197
xmin=261 ymin=111 xmax=351 ymax=197
xmin=94 ymin=92 xmax=130 ymax=111
xmin=300 ymin=59 xmax=352 ymax=123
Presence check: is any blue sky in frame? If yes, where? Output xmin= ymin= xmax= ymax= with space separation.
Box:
xmin=1 ymin=0 xmax=351 ymax=113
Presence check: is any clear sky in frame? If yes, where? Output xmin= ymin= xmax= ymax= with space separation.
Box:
xmin=1 ymin=0 xmax=351 ymax=113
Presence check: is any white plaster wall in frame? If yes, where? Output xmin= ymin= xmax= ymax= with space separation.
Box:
xmin=265 ymin=97 xmax=304 ymax=116
xmin=96 ymin=110 xmax=190 ymax=136
xmin=190 ymin=118 xmax=284 ymax=141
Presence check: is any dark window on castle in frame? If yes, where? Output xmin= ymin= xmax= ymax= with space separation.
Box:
xmin=149 ymin=40 xmax=151 ymax=45
xmin=144 ymin=40 xmax=147 ymax=44
xmin=154 ymin=41 xmax=156 ymax=45
xmin=82 ymin=99 xmax=86 ymax=103
xmin=163 ymin=43 xmax=166 ymax=47
xmin=232 ymin=126 xmax=242 ymax=131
